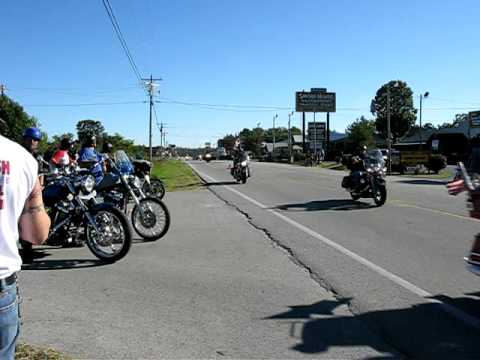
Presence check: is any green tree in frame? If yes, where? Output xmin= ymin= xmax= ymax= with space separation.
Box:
xmin=264 ymin=127 xmax=289 ymax=143
xmin=0 ymin=95 xmax=38 ymax=142
xmin=103 ymin=132 xmax=138 ymax=155
xmin=345 ymin=116 xmax=376 ymax=152
xmin=222 ymin=134 xmax=236 ymax=153
xmin=76 ymin=119 xmax=105 ymax=145
xmin=371 ymin=80 xmax=417 ymax=142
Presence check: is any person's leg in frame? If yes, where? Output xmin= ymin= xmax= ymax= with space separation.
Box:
xmin=0 ymin=282 xmax=19 ymax=360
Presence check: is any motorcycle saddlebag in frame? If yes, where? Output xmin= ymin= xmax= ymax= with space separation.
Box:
xmin=341 ymin=176 xmax=351 ymax=189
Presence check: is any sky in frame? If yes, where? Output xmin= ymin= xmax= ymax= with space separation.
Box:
xmin=2 ymin=0 xmax=480 ymax=148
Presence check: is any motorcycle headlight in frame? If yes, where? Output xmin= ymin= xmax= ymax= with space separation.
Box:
xmin=241 ymin=161 xmax=247 ymax=167
xmin=133 ymin=176 xmax=141 ymax=189
xmin=81 ymin=175 xmax=95 ymax=193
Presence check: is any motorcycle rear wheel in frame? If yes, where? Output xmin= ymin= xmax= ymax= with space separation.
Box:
xmin=142 ymin=179 xmax=165 ymax=200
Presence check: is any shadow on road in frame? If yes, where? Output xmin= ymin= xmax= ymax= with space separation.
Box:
xmin=265 ymin=297 xmax=480 ymax=359
xmin=22 ymin=258 xmax=110 ymax=271
xmin=203 ymin=181 xmax=239 ymax=187
xmin=398 ymin=180 xmax=447 ymax=186
xmin=275 ymin=199 xmax=375 ymax=212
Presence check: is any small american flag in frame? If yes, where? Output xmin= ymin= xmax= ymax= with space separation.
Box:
xmin=447 ymin=179 xmax=467 ymax=195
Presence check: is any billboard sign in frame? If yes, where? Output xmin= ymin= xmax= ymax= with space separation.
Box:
xmin=469 ymin=111 xmax=480 ymax=128
xmin=296 ymin=91 xmax=336 ymax=113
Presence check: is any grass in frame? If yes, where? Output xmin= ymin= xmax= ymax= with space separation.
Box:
xmin=318 ymin=161 xmax=347 ymax=171
xmin=398 ymin=168 xmax=454 ymax=180
xmin=15 ymin=343 xmax=71 ymax=360
xmin=151 ymin=159 xmax=202 ymax=192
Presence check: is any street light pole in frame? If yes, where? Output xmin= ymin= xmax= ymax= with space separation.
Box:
xmin=419 ymin=92 xmax=429 ymax=151
xmin=273 ymin=114 xmax=278 ymax=156
xmin=387 ymin=87 xmax=392 ymax=176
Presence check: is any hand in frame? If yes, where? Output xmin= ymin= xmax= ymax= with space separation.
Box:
xmin=447 ymin=179 xmax=466 ymax=195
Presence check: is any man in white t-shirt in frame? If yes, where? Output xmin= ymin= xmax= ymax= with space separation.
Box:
xmin=0 ymin=134 xmax=50 ymax=359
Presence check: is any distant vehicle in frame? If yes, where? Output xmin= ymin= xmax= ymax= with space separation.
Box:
xmin=216 ymin=147 xmax=227 ymax=160
xmin=204 ymin=153 xmax=212 ymax=162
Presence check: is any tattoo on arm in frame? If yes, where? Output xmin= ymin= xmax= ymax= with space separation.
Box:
xmin=22 ymin=204 xmax=45 ymax=215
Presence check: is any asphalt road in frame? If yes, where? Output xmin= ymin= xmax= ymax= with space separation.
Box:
xmin=190 ymin=160 xmax=480 ymax=359
xmin=18 ymin=190 xmax=393 ymax=359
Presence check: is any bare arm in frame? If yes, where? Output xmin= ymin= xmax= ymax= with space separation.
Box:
xmin=19 ymin=178 xmax=50 ymax=245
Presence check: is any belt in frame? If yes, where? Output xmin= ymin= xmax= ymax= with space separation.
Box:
xmin=0 ymin=273 xmax=17 ymax=291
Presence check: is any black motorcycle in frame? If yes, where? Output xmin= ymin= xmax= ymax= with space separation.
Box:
xmin=41 ymin=170 xmax=132 ymax=262
xmin=131 ymin=157 xmax=165 ymax=200
xmin=93 ymin=153 xmax=170 ymax=242
xmin=341 ymin=149 xmax=387 ymax=207
xmin=231 ymin=153 xmax=250 ymax=184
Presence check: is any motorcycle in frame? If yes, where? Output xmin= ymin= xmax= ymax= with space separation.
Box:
xmin=131 ymin=157 xmax=166 ymax=200
xmin=448 ymin=162 xmax=480 ymax=275
xmin=92 ymin=152 xmax=170 ymax=242
xmin=42 ymin=169 xmax=132 ymax=262
xmin=231 ymin=153 xmax=250 ymax=184
xmin=341 ymin=149 xmax=387 ymax=207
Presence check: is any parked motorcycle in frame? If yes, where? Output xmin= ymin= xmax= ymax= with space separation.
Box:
xmin=92 ymin=152 xmax=170 ymax=241
xmin=341 ymin=149 xmax=387 ymax=207
xmin=42 ymin=169 xmax=132 ymax=262
xmin=231 ymin=153 xmax=250 ymax=184
xmin=448 ymin=162 xmax=480 ymax=275
xmin=131 ymin=157 xmax=166 ymax=200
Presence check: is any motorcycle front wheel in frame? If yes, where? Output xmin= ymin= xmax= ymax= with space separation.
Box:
xmin=142 ymin=178 xmax=166 ymax=200
xmin=373 ymin=184 xmax=387 ymax=207
xmin=131 ymin=197 xmax=170 ymax=241
xmin=86 ymin=204 xmax=132 ymax=263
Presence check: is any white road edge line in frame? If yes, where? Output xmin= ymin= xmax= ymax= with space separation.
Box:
xmin=190 ymin=163 xmax=480 ymax=330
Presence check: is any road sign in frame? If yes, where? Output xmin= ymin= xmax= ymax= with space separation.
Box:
xmin=296 ymin=91 xmax=336 ymax=113
xmin=469 ymin=111 xmax=480 ymax=128
xmin=308 ymin=122 xmax=326 ymax=152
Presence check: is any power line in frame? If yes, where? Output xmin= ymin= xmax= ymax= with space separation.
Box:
xmin=24 ymin=100 xmax=146 ymax=107
xmin=9 ymin=86 xmax=139 ymax=96
xmin=158 ymin=98 xmax=292 ymax=110
xmin=101 ymin=0 xmax=143 ymax=83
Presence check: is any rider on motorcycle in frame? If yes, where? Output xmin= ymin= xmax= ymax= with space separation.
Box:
xmin=231 ymin=139 xmax=249 ymax=176
xmin=50 ymin=137 xmax=76 ymax=168
xmin=78 ymin=136 xmax=106 ymax=184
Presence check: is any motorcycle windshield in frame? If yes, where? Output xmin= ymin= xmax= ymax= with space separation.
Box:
xmin=364 ymin=149 xmax=385 ymax=170
xmin=113 ymin=150 xmax=134 ymax=175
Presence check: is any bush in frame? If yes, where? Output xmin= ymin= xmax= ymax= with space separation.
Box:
xmin=426 ymin=154 xmax=447 ymax=174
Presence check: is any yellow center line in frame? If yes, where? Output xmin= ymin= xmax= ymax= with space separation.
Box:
xmin=389 ymin=199 xmax=478 ymax=222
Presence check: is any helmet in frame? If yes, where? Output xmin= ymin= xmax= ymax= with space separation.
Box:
xmin=102 ymin=142 xmax=113 ymax=153
xmin=23 ymin=127 xmax=42 ymax=141
xmin=83 ymin=135 xmax=96 ymax=147
xmin=60 ymin=137 xmax=72 ymax=150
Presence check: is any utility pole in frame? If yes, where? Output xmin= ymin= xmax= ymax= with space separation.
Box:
xmin=302 ymin=112 xmax=306 ymax=153
xmin=142 ymin=75 xmax=162 ymax=163
xmin=387 ymin=89 xmax=391 ymax=175
xmin=288 ymin=111 xmax=294 ymax=163
xmin=0 ymin=84 xmax=5 ymax=97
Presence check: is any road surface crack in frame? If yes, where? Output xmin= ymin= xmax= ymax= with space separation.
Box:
xmin=205 ymin=185 xmax=407 ymax=358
